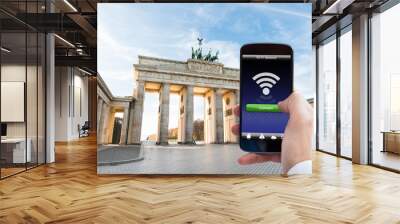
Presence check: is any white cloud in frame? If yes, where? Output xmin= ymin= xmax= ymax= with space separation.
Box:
xmin=294 ymin=53 xmax=312 ymax=78
xmin=269 ymin=19 xmax=292 ymax=41
xmin=250 ymin=4 xmax=311 ymax=19
xmin=294 ymin=53 xmax=314 ymax=98
xmin=192 ymin=4 xmax=235 ymax=27
xmin=204 ymin=40 xmax=240 ymax=68
xmin=98 ymin=30 xmax=135 ymax=62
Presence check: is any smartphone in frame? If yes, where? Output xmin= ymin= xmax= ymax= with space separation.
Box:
xmin=239 ymin=43 xmax=293 ymax=153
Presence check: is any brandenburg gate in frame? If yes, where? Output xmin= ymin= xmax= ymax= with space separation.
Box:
xmin=97 ymin=55 xmax=240 ymax=145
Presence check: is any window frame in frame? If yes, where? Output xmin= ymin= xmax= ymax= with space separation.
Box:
xmin=315 ymin=22 xmax=353 ymax=160
xmin=367 ymin=1 xmax=400 ymax=173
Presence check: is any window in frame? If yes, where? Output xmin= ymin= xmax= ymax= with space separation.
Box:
xmin=370 ymin=3 xmax=400 ymax=171
xmin=339 ymin=28 xmax=352 ymax=158
xmin=317 ymin=36 xmax=337 ymax=154
xmin=225 ymin=98 xmax=230 ymax=106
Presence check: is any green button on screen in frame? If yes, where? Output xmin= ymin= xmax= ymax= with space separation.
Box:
xmin=246 ymin=104 xmax=280 ymax=112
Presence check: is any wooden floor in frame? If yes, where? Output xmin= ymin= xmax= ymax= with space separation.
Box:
xmin=1 ymin=136 xmax=400 ymax=223
xmin=1 ymin=167 xmax=26 ymax=178
xmin=373 ymin=151 xmax=400 ymax=171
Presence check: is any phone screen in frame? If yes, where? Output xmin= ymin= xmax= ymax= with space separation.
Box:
xmin=240 ymin=53 xmax=293 ymax=153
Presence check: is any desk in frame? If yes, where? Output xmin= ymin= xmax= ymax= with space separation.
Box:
xmin=382 ymin=131 xmax=400 ymax=154
xmin=1 ymin=138 xmax=31 ymax=163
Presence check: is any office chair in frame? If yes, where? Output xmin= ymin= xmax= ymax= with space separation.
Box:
xmin=79 ymin=121 xmax=90 ymax=138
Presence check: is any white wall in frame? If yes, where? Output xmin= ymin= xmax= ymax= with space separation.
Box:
xmin=1 ymin=65 xmax=26 ymax=141
xmin=1 ymin=63 xmax=46 ymax=164
xmin=55 ymin=66 xmax=69 ymax=141
xmin=72 ymin=72 xmax=89 ymax=138
xmin=54 ymin=67 xmax=89 ymax=141
xmin=1 ymin=65 xmax=31 ymax=138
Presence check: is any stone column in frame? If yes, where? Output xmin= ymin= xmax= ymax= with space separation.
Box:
xmin=97 ymin=97 xmax=104 ymax=129
xmin=99 ymin=102 xmax=110 ymax=144
xmin=235 ymin=90 xmax=240 ymax=123
xmin=106 ymin=110 xmax=115 ymax=144
xmin=130 ymin=81 xmax=145 ymax=144
xmin=234 ymin=90 xmax=240 ymax=142
xmin=157 ymin=83 xmax=170 ymax=145
xmin=184 ymin=85 xmax=194 ymax=143
xmin=126 ymin=101 xmax=134 ymax=144
xmin=97 ymin=101 xmax=105 ymax=143
xmin=215 ymin=89 xmax=224 ymax=144
xmin=119 ymin=105 xmax=130 ymax=144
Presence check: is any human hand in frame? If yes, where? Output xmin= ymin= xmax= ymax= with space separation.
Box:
xmin=231 ymin=91 xmax=314 ymax=174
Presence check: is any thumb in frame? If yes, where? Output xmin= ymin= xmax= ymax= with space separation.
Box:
xmin=278 ymin=98 xmax=290 ymax=113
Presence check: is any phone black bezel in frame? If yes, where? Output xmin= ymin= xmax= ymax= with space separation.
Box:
xmin=239 ymin=43 xmax=294 ymax=153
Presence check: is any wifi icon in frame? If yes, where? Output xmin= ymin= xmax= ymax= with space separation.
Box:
xmin=252 ymin=72 xmax=280 ymax=96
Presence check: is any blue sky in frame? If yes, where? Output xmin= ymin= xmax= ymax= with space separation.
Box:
xmin=98 ymin=4 xmax=313 ymax=139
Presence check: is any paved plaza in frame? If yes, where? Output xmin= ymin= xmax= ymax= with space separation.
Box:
xmin=98 ymin=143 xmax=282 ymax=175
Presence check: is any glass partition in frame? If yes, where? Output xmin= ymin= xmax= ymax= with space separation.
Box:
xmin=1 ymin=31 xmax=28 ymax=177
xmin=0 ymin=2 xmax=46 ymax=179
xmin=27 ymin=30 xmax=38 ymax=169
